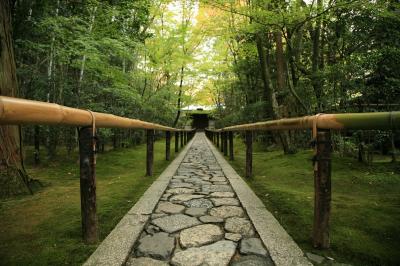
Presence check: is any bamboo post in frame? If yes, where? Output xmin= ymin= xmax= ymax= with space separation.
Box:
xmin=146 ymin=129 xmax=154 ymax=176
xmin=216 ymin=132 xmax=220 ymax=147
xmin=220 ymin=132 xmax=224 ymax=152
xmin=184 ymin=131 xmax=188 ymax=144
xmin=229 ymin=131 xmax=234 ymax=161
xmin=223 ymin=132 xmax=228 ymax=156
xmin=245 ymin=130 xmax=253 ymax=178
xmin=180 ymin=131 xmax=184 ymax=148
xmin=166 ymin=131 xmax=171 ymax=161
xmin=78 ymin=126 xmax=98 ymax=244
xmin=313 ymin=129 xmax=332 ymax=249
xmin=174 ymin=131 xmax=179 ymax=152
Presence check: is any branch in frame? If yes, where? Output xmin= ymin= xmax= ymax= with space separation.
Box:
xmin=202 ymin=0 xmax=280 ymax=28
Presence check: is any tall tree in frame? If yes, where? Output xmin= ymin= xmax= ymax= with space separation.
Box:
xmin=0 ymin=0 xmax=32 ymax=197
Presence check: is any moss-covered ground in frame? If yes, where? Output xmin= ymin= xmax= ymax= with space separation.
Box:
xmin=223 ymin=138 xmax=400 ymax=266
xmin=0 ymin=139 xmax=179 ymax=265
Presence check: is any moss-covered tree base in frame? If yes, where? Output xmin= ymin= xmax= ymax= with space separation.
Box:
xmin=0 ymin=167 xmax=32 ymax=198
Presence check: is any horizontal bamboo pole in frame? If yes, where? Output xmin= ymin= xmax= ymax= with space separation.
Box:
xmin=205 ymin=128 xmax=221 ymax=132
xmin=0 ymin=96 xmax=186 ymax=131
xmin=221 ymin=112 xmax=400 ymax=131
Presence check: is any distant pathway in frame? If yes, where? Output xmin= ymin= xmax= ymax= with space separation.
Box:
xmin=126 ymin=133 xmax=274 ymax=265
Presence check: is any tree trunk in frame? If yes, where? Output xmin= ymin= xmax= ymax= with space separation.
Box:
xmin=45 ymin=0 xmax=60 ymax=160
xmin=311 ymin=0 xmax=324 ymax=111
xmin=255 ymin=33 xmax=274 ymax=117
xmin=77 ymin=6 xmax=97 ymax=105
xmin=34 ymin=126 xmax=40 ymax=165
xmin=0 ymin=0 xmax=32 ymax=198
xmin=173 ymin=66 xmax=184 ymax=127
xmin=256 ymin=32 xmax=296 ymax=154
xmin=274 ymin=31 xmax=297 ymax=154
xmin=286 ymin=30 xmax=308 ymax=113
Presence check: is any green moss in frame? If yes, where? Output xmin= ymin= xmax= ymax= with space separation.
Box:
xmin=227 ymin=138 xmax=400 ymax=266
xmin=0 ymin=139 xmax=179 ymax=265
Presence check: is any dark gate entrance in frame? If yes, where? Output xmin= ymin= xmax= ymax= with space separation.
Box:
xmin=191 ymin=114 xmax=209 ymax=130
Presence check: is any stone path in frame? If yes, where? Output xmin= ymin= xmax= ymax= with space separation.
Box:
xmin=125 ymin=134 xmax=275 ymax=266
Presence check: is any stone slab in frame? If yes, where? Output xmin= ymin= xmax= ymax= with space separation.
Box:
xmin=170 ymin=194 xmax=204 ymax=203
xmin=156 ymin=202 xmax=185 ymax=214
xmin=137 ymin=232 xmax=175 ymax=260
xmin=210 ymin=192 xmax=235 ymax=198
xmin=126 ymin=257 xmax=169 ymax=266
xmin=151 ymin=214 xmax=201 ymax=233
xmin=184 ymin=198 xmax=213 ymax=208
xmin=240 ymin=237 xmax=269 ymax=257
xmin=225 ymin=217 xmax=255 ymax=237
xmin=171 ymin=240 xmax=237 ymax=266
xmin=211 ymin=197 xmax=240 ymax=206
xmin=209 ymin=206 xmax=244 ymax=219
xmin=185 ymin=207 xmax=208 ymax=217
xmin=179 ymin=224 xmax=224 ymax=248
xmin=199 ymin=215 xmax=224 ymax=223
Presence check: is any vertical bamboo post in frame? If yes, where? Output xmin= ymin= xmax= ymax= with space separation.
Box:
xmin=78 ymin=126 xmax=98 ymax=244
xmin=223 ymin=132 xmax=228 ymax=156
xmin=216 ymin=132 xmax=220 ymax=147
xmin=313 ymin=129 xmax=332 ymax=249
xmin=175 ymin=131 xmax=179 ymax=152
xmin=180 ymin=131 xmax=184 ymax=147
xmin=229 ymin=131 xmax=234 ymax=161
xmin=146 ymin=129 xmax=154 ymax=176
xmin=245 ymin=130 xmax=253 ymax=178
xmin=165 ymin=131 xmax=171 ymax=161
xmin=184 ymin=131 xmax=188 ymax=144
xmin=220 ymin=132 xmax=224 ymax=152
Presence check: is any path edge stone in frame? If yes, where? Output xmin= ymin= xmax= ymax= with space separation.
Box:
xmin=205 ymin=135 xmax=312 ymax=266
xmin=84 ymin=137 xmax=196 ymax=266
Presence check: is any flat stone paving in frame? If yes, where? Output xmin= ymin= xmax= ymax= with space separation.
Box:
xmin=125 ymin=134 xmax=275 ymax=266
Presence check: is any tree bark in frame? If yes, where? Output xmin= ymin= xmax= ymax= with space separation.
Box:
xmin=311 ymin=0 xmax=324 ymax=111
xmin=34 ymin=126 xmax=40 ymax=165
xmin=45 ymin=0 xmax=60 ymax=159
xmin=173 ymin=66 xmax=184 ymax=127
xmin=274 ymin=31 xmax=297 ymax=154
xmin=256 ymin=33 xmax=274 ymax=117
xmin=0 ymin=0 xmax=32 ymax=198
xmin=256 ymin=32 xmax=296 ymax=154
xmin=77 ymin=6 xmax=97 ymax=106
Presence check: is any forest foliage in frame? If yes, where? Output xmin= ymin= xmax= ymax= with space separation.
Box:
xmin=2 ymin=0 xmax=398 ymax=180
xmin=202 ymin=0 xmax=400 ymax=124
xmin=12 ymin=0 xmax=204 ymax=158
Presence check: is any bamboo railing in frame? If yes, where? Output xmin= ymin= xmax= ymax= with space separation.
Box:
xmin=221 ymin=112 xmax=400 ymax=131
xmin=0 ymin=96 xmax=195 ymax=244
xmin=206 ymin=111 xmax=399 ymax=249
xmin=0 ymin=96 xmax=180 ymax=131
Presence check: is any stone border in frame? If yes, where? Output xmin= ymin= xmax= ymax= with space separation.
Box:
xmin=205 ymin=136 xmax=312 ymax=266
xmin=84 ymin=137 xmax=196 ymax=266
